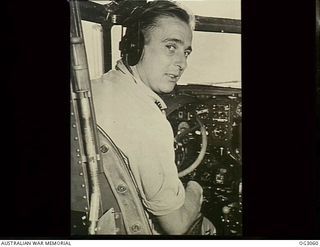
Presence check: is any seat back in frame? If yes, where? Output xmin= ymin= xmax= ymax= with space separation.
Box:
xmin=97 ymin=126 xmax=153 ymax=235
xmin=71 ymin=98 xmax=152 ymax=235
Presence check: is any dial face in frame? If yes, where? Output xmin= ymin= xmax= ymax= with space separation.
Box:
xmin=196 ymin=104 xmax=209 ymax=120
xmin=212 ymin=125 xmax=227 ymax=139
xmin=177 ymin=121 xmax=190 ymax=132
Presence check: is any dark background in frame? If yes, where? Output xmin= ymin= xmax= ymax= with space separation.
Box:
xmin=3 ymin=0 xmax=319 ymax=239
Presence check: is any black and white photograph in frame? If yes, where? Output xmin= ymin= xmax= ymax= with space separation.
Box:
xmin=3 ymin=0 xmax=319 ymax=242
xmin=71 ymin=0 xmax=242 ymax=236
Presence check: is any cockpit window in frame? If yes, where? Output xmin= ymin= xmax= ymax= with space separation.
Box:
xmin=81 ymin=20 xmax=104 ymax=80
xmin=179 ymin=31 xmax=241 ymax=88
xmin=179 ymin=1 xmax=241 ymax=88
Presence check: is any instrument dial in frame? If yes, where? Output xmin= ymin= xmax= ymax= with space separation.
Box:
xmin=195 ymin=104 xmax=209 ymax=120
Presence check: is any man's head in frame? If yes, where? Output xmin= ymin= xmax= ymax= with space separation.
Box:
xmin=120 ymin=0 xmax=194 ymax=93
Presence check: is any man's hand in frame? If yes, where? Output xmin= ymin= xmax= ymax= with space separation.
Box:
xmin=184 ymin=181 xmax=203 ymax=218
xmin=186 ymin=180 xmax=203 ymax=204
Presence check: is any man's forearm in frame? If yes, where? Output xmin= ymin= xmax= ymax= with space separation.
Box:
xmin=178 ymin=182 xmax=203 ymax=231
xmin=156 ymin=181 xmax=203 ymax=234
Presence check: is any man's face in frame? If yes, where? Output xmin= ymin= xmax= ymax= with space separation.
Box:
xmin=136 ymin=16 xmax=193 ymax=94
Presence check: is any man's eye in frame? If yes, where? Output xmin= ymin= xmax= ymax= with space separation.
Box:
xmin=166 ymin=44 xmax=176 ymax=51
xmin=184 ymin=51 xmax=191 ymax=57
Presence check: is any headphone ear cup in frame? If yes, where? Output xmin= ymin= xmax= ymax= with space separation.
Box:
xmin=127 ymin=30 xmax=144 ymax=66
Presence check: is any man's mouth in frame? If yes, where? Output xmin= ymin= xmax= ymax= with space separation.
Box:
xmin=166 ymin=73 xmax=180 ymax=82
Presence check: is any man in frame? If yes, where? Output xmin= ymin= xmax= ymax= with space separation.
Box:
xmin=92 ymin=0 xmax=214 ymax=235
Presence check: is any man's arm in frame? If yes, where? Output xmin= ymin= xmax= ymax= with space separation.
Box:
xmin=156 ymin=181 xmax=203 ymax=235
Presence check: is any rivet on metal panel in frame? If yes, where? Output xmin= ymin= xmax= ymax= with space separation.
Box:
xmin=78 ymin=160 xmax=82 ymax=164
xmin=72 ymin=124 xmax=76 ymax=128
xmin=79 ymin=172 xmax=83 ymax=176
xmin=83 ymin=195 xmax=87 ymax=199
xmin=71 ymin=112 xmax=74 ymax=116
xmin=81 ymin=184 xmax=85 ymax=188
xmin=116 ymin=184 xmax=127 ymax=193
xmin=74 ymin=137 xmax=78 ymax=141
xmin=84 ymin=207 xmax=88 ymax=211
xmin=130 ymin=223 xmax=141 ymax=233
xmin=100 ymin=145 xmax=109 ymax=153
xmin=76 ymin=149 xmax=80 ymax=152
xmin=77 ymin=154 xmax=80 ymax=157
xmin=81 ymin=215 xmax=86 ymax=220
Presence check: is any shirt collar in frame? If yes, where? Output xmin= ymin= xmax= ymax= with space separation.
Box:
xmin=116 ymin=60 xmax=167 ymax=111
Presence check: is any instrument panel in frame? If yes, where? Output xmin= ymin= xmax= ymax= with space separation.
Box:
xmin=161 ymin=84 xmax=242 ymax=236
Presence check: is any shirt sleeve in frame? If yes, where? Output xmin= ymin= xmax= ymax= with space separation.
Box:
xmin=131 ymin=116 xmax=186 ymax=216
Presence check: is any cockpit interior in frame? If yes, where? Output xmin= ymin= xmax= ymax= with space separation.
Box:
xmin=70 ymin=0 xmax=242 ymax=236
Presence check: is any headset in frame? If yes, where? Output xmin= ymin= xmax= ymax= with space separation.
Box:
xmin=119 ymin=7 xmax=146 ymax=66
xmin=118 ymin=1 xmax=191 ymax=66
xmin=119 ymin=22 xmax=144 ymax=66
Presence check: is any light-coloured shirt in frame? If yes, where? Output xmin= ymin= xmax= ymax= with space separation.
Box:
xmin=92 ymin=60 xmax=185 ymax=218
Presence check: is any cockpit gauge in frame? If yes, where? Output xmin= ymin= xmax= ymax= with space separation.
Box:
xmin=177 ymin=121 xmax=190 ymax=133
xmin=195 ymin=104 xmax=209 ymax=120
xmin=212 ymin=125 xmax=227 ymax=139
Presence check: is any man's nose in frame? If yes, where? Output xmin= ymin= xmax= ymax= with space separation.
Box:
xmin=174 ymin=52 xmax=187 ymax=71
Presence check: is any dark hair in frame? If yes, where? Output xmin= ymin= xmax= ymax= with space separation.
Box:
xmin=132 ymin=1 xmax=192 ymax=43
xmin=120 ymin=0 xmax=193 ymax=66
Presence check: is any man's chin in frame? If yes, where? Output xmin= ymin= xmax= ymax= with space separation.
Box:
xmin=160 ymin=85 xmax=176 ymax=94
